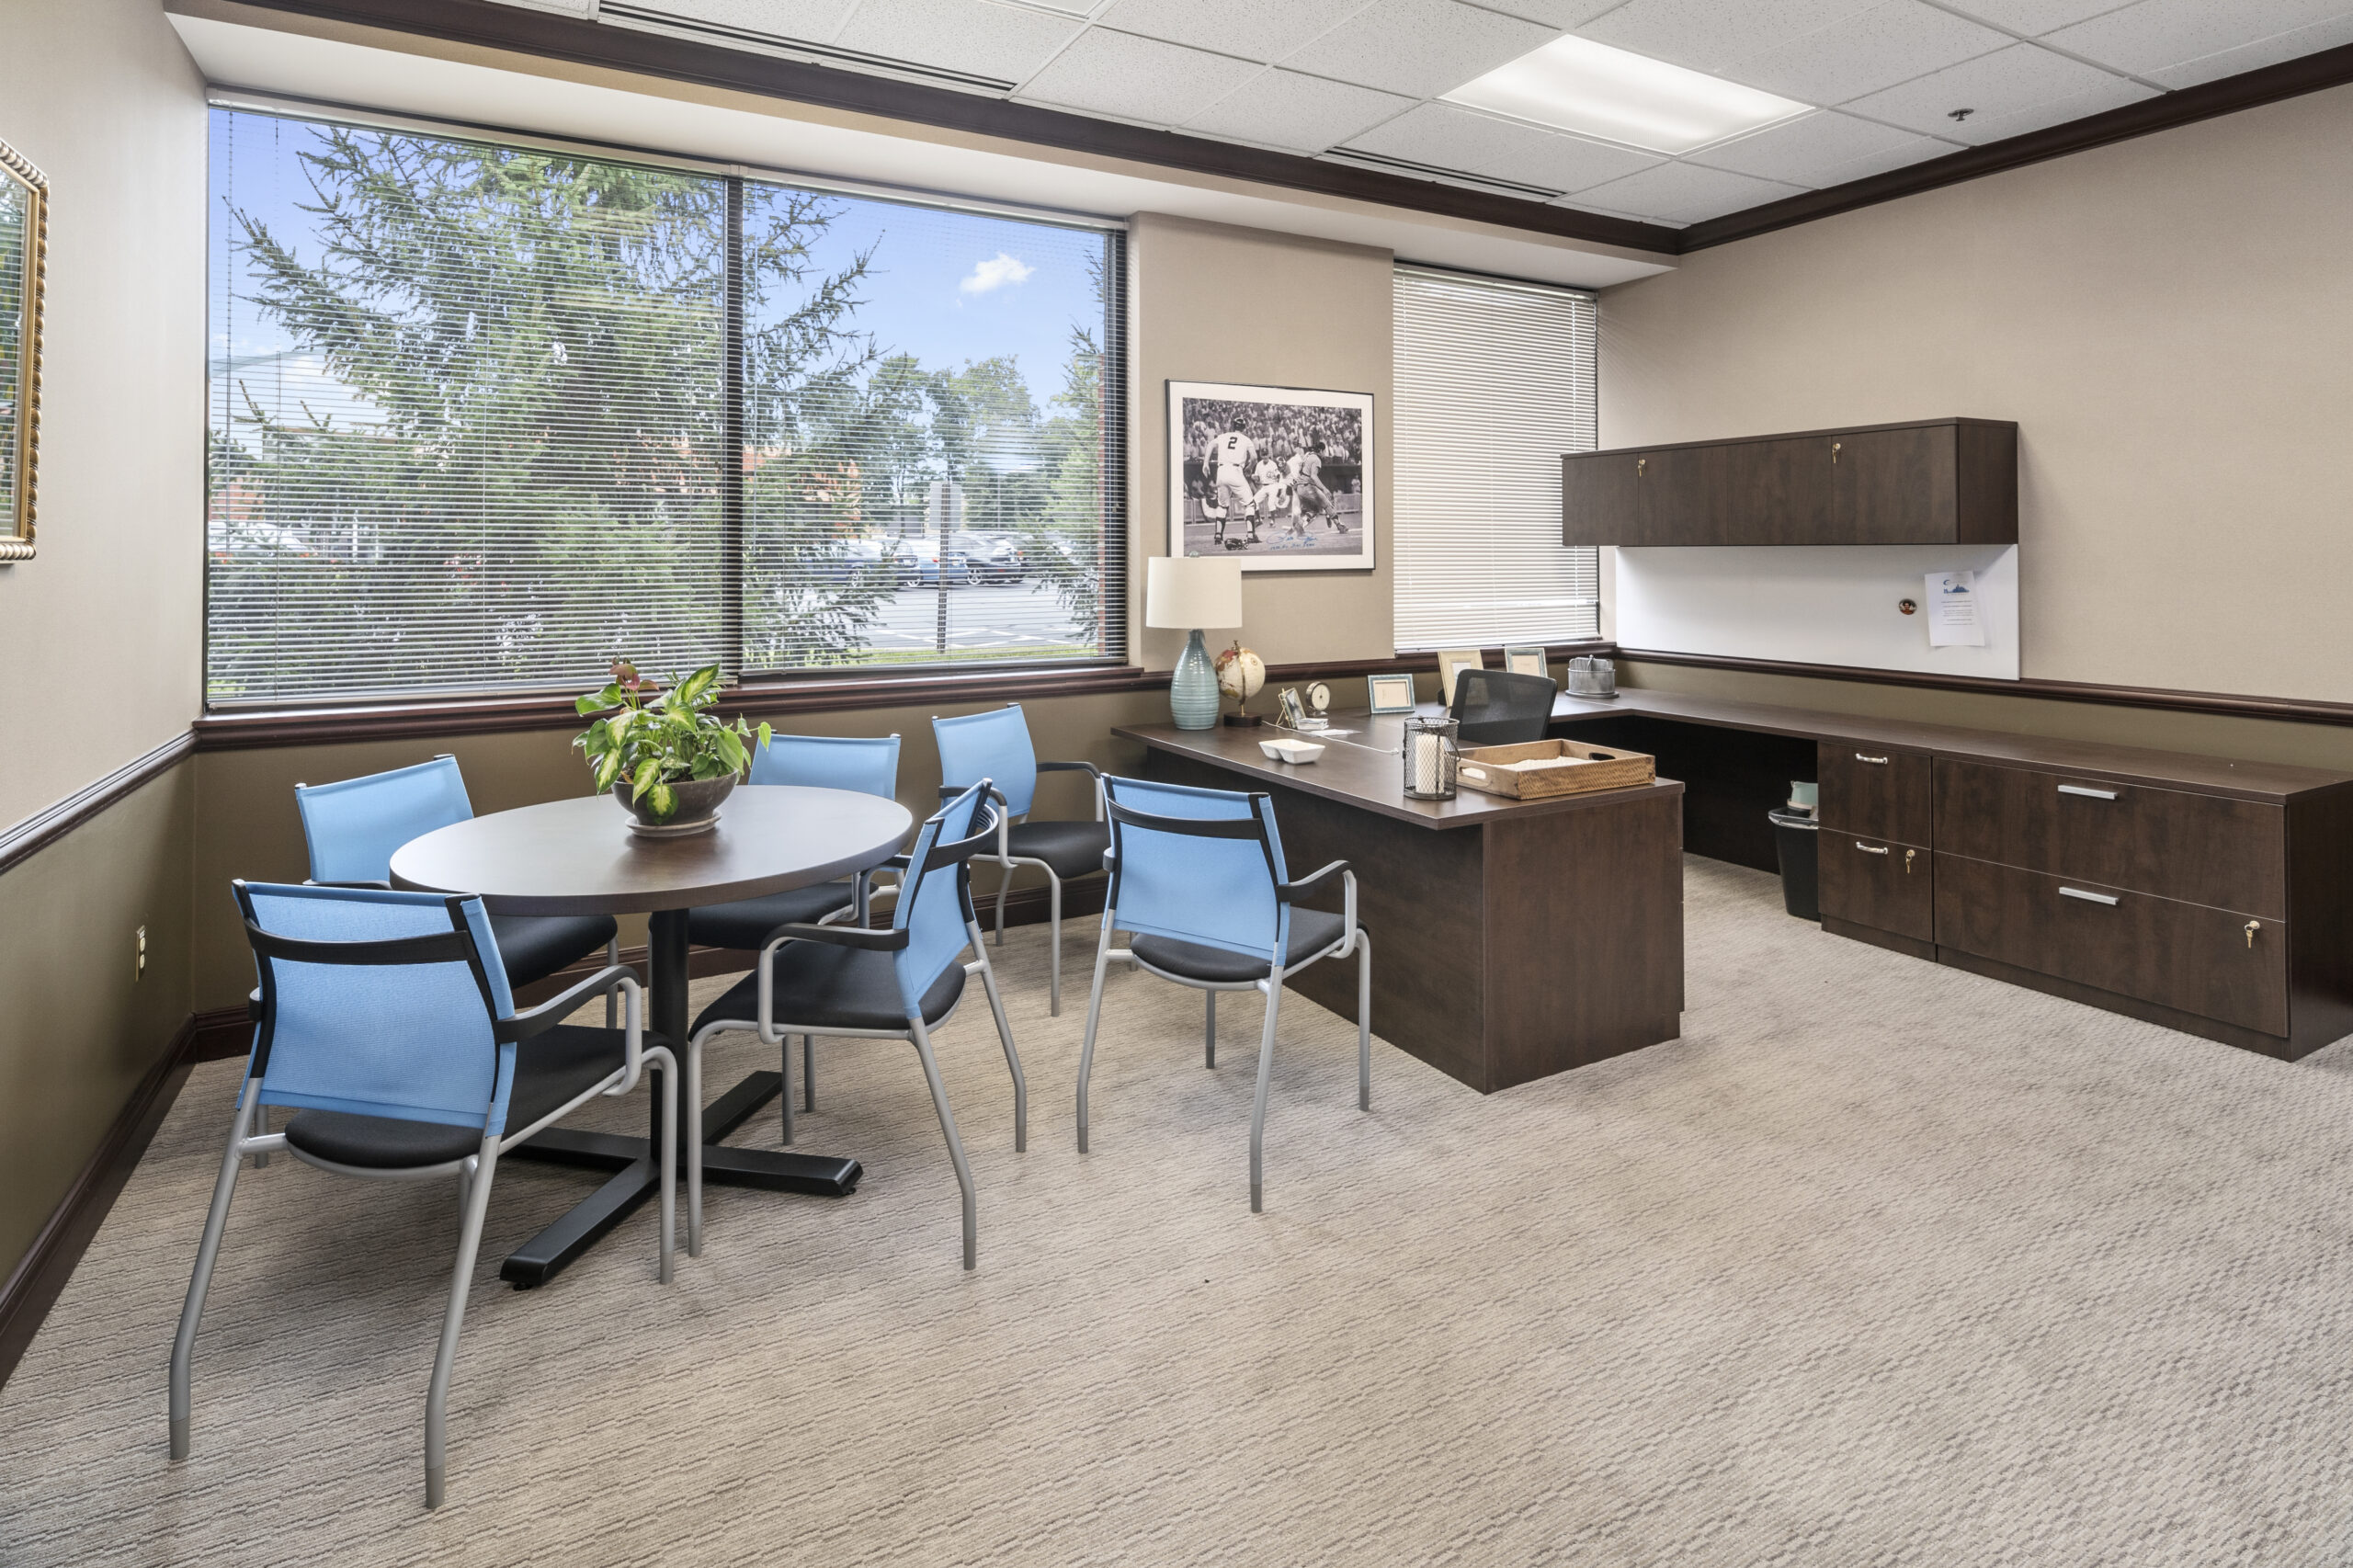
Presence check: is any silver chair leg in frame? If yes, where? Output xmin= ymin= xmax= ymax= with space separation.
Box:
xmin=456 ymin=1153 xmax=478 ymax=1224
xmin=803 ymin=1034 xmax=816 ymax=1113
xmin=604 ymin=935 xmax=620 ymax=1028
xmin=779 ymin=1031 xmax=794 ymax=1148
xmin=688 ymin=1032 xmax=708 ymax=1258
xmin=425 ymin=1134 xmax=499 ymax=1509
xmin=170 ymin=1079 xmax=259 ymax=1462
xmin=1075 ymin=916 xmax=1117 ymax=1154
xmin=1357 ymin=934 xmax=1373 ymax=1113
xmin=994 ymin=858 xmax=1011 ymax=947
xmin=1251 ymin=967 xmax=1286 ymax=1214
xmin=651 ymin=1046 xmax=677 ymax=1283
xmin=1047 ymin=869 xmax=1063 ymax=1017
xmin=1205 ymin=990 xmax=1216 ymax=1068
xmin=970 ymin=922 xmax=1027 ymax=1153
xmin=906 ymin=1017 xmax=979 ymax=1270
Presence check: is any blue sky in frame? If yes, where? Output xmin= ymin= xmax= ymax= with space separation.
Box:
xmin=209 ymin=109 xmax=1102 ymax=416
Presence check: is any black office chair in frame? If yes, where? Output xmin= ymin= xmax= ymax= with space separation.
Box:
xmin=1449 ymin=667 xmax=1557 ymax=746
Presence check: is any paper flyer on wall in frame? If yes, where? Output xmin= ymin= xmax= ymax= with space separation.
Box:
xmin=1926 ymin=570 xmax=1986 ymax=647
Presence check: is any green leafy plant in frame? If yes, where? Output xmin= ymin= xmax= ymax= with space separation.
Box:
xmin=574 ymin=661 xmax=770 ymax=822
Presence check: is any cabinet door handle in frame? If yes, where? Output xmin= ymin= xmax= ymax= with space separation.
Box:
xmin=1855 ymin=841 xmax=1889 ymax=855
xmin=1854 ymin=753 xmax=1890 ymax=765
xmin=2059 ymin=886 xmax=2120 ymax=905
xmin=2057 ymin=783 xmax=2118 ymax=800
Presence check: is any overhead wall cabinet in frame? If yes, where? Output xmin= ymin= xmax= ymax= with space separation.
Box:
xmin=1562 ymin=418 xmax=2018 ymax=548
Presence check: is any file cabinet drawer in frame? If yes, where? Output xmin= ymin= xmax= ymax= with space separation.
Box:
xmin=1818 ymin=743 xmax=1931 ymax=845
xmin=1820 ymin=835 xmax=1933 ymax=943
xmin=1933 ymin=758 xmax=2283 ymax=918
xmin=1934 ymin=854 xmax=2286 ymax=1034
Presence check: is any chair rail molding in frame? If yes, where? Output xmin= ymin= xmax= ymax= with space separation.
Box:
xmin=0 ymin=733 xmax=195 ymax=877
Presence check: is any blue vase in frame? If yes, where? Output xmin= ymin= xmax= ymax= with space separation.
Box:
xmin=1170 ymin=629 xmax=1220 ymax=730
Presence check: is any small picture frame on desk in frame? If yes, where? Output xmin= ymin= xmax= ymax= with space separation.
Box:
xmin=1436 ymin=650 xmax=1485 ymax=706
xmin=1276 ymin=687 xmax=1308 ymax=729
xmin=1366 ymin=673 xmax=1416 ymax=714
xmin=1504 ymin=645 xmax=1549 ymax=680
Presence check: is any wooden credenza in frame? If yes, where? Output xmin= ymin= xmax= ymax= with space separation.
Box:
xmin=1556 ymin=690 xmax=2353 ymax=1060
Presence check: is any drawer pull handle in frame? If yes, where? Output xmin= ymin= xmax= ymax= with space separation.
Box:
xmin=1855 ymin=842 xmax=1889 ymax=855
xmin=2059 ymin=886 xmax=2120 ymax=906
xmin=2246 ymin=919 xmax=2261 ymax=949
xmin=2057 ymin=784 xmax=2119 ymax=801
xmin=1854 ymin=753 xmax=1890 ymax=765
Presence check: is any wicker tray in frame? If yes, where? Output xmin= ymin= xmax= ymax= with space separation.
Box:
xmin=1455 ymin=739 xmax=1656 ymax=800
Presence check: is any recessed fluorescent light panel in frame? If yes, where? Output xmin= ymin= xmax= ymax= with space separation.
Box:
xmin=1444 ymin=35 xmax=1809 ymax=154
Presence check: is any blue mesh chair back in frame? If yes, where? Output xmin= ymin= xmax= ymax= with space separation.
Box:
xmin=235 ymin=881 xmax=519 ymax=1135
xmin=296 ymin=756 xmax=475 ymax=885
xmin=1103 ymin=777 xmax=1289 ymax=962
xmin=891 ymin=782 xmax=989 ymax=1015
xmin=748 ymin=732 xmax=901 ymax=798
xmin=935 ymin=706 xmax=1040 ymax=817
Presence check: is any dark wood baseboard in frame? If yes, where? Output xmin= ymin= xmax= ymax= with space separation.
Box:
xmin=1821 ymin=915 xmax=1935 ymax=961
xmin=0 ymin=1017 xmax=199 ymax=1392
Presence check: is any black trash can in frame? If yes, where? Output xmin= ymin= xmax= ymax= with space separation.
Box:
xmin=1768 ymin=808 xmax=1820 ymax=920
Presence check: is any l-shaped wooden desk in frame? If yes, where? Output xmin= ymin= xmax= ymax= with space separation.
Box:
xmin=1113 ymin=718 xmax=1686 ymax=1094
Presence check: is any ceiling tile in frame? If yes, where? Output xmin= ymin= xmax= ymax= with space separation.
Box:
xmin=1688 ymin=108 xmax=1945 ymax=185
xmin=2043 ymin=0 xmax=2353 ymax=75
xmin=618 ymin=0 xmax=861 ymax=42
xmin=1930 ymin=0 xmax=2134 ymax=33
xmin=1840 ymin=41 xmax=2141 ymax=137
xmin=2145 ymin=11 xmax=2353 ymax=88
xmin=1183 ymin=69 xmax=1417 ymax=152
xmin=1092 ymin=0 xmax=1367 ymax=64
xmin=1279 ymin=0 xmax=1561 ymax=99
xmin=1016 ymin=28 xmax=1258 ymax=121
xmin=1570 ymin=159 xmax=1808 ymax=222
xmin=1474 ymin=0 xmax=1626 ymax=25
xmin=1933 ymin=74 xmax=2155 ymax=139
xmin=1022 ymin=0 xmax=1102 ymax=12
xmin=1731 ymin=0 xmax=2013 ymax=105
xmin=834 ymin=0 xmax=1083 ymax=83
xmin=1340 ymin=101 xmax=1660 ymax=191
xmin=1575 ymin=0 xmax=1881 ymax=74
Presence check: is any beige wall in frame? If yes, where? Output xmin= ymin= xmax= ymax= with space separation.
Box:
xmin=1597 ymin=85 xmax=2353 ymax=705
xmin=0 ymin=0 xmax=207 ymax=828
xmin=1127 ymin=214 xmax=1394 ymax=670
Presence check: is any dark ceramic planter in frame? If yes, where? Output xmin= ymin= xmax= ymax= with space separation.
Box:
xmin=611 ymin=774 xmax=736 ymax=836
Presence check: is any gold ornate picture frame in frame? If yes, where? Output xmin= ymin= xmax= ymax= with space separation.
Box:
xmin=1 ymin=136 xmax=47 ymax=562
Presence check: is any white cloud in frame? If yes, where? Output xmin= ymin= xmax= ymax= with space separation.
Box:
xmin=958 ymin=252 xmax=1035 ymax=296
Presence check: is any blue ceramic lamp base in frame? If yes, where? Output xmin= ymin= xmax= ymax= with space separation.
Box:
xmin=1170 ymin=628 xmax=1220 ymax=731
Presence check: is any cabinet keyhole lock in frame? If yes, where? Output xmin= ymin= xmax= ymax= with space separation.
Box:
xmin=1636 ymin=457 xmax=1647 ymax=478
xmin=2246 ymin=919 xmax=2262 ymax=949
xmin=1904 ymin=848 xmax=1915 ymax=874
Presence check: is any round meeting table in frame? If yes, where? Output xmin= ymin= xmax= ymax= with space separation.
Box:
xmin=392 ymin=784 xmax=914 ymax=1289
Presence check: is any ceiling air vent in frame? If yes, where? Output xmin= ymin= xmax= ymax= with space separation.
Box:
xmin=597 ymin=5 xmax=1019 ymax=96
xmin=1317 ymin=148 xmax=1565 ymax=204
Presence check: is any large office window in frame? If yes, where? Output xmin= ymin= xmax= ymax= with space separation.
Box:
xmin=206 ymin=108 xmax=1124 ymax=706
xmin=1391 ymin=265 xmax=1599 ymax=651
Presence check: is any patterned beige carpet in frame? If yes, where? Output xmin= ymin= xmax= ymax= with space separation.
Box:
xmin=8 ymin=858 xmax=2353 ymax=1566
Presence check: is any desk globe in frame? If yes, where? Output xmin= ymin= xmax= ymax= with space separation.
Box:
xmin=1215 ymin=642 xmax=1265 ymax=725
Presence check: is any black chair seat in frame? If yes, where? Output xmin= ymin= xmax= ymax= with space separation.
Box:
xmin=281 ymin=1024 xmax=658 ymax=1169
xmin=693 ymin=941 xmax=965 ymax=1036
xmin=1005 ymin=819 xmax=1111 ymax=880
xmin=1131 ymin=909 xmax=1355 ymax=984
xmin=488 ymin=913 xmax=619 ymax=991
xmin=687 ymin=881 xmax=860 ymax=951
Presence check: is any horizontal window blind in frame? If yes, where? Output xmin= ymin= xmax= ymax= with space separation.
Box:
xmin=1391 ymin=265 xmax=1599 ymax=652
xmin=207 ymin=107 xmax=1124 ymax=707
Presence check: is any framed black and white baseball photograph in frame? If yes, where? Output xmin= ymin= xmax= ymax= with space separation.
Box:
xmin=1168 ymin=380 xmax=1374 ymax=574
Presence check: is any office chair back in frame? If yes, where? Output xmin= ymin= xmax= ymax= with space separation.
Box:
xmin=1450 ymin=667 xmax=1557 ymax=747
xmin=934 ymin=705 xmax=1040 ymax=817
xmin=748 ymin=732 xmax=901 ymax=798
xmin=295 ymin=756 xmax=474 ymax=886
xmin=1103 ymin=776 xmax=1290 ymax=963
xmin=233 ymin=881 xmax=519 ymax=1135
xmin=890 ymin=782 xmax=994 ymax=1015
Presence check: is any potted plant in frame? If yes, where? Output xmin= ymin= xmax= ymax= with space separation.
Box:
xmin=574 ymin=662 xmax=770 ymax=836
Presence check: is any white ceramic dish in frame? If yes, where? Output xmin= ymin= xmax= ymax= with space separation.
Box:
xmin=1260 ymin=738 xmax=1324 ymax=765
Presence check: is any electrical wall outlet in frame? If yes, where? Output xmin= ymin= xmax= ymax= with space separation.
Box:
xmin=134 ymin=925 xmax=147 ymax=983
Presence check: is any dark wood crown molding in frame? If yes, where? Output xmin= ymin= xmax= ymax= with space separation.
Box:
xmin=1682 ymin=40 xmax=2353 ymax=252
xmin=1617 ymin=648 xmax=2353 ymax=729
xmin=0 ymin=732 xmax=194 ymax=878
xmin=199 ymin=0 xmax=1681 ymax=257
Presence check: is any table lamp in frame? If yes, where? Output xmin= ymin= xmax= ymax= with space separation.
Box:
xmin=1146 ymin=555 xmax=1244 ymax=731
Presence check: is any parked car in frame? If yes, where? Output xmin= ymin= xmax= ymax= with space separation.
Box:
xmin=949 ymin=530 xmax=1026 ymax=583
xmin=903 ymin=536 xmax=976 ymax=587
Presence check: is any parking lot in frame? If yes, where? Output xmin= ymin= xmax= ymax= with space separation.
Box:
xmin=867 ymin=579 xmax=1087 ymax=657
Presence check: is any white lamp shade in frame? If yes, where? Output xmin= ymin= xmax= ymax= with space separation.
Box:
xmin=1145 ymin=555 xmax=1244 ymax=630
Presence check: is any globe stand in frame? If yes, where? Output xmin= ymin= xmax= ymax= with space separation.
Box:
xmin=1220 ymin=711 xmax=1261 ymax=727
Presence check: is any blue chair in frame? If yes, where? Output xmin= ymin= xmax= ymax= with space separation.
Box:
xmin=687 ymin=782 xmax=1021 ymax=1270
xmin=933 ymin=704 xmax=1107 ymax=1015
xmin=295 ymin=756 xmax=620 ymax=994
xmin=1076 ymin=777 xmax=1371 ymax=1213
xmin=688 ymin=733 xmax=903 ymax=1134
xmin=171 ymin=882 xmax=677 ymax=1509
